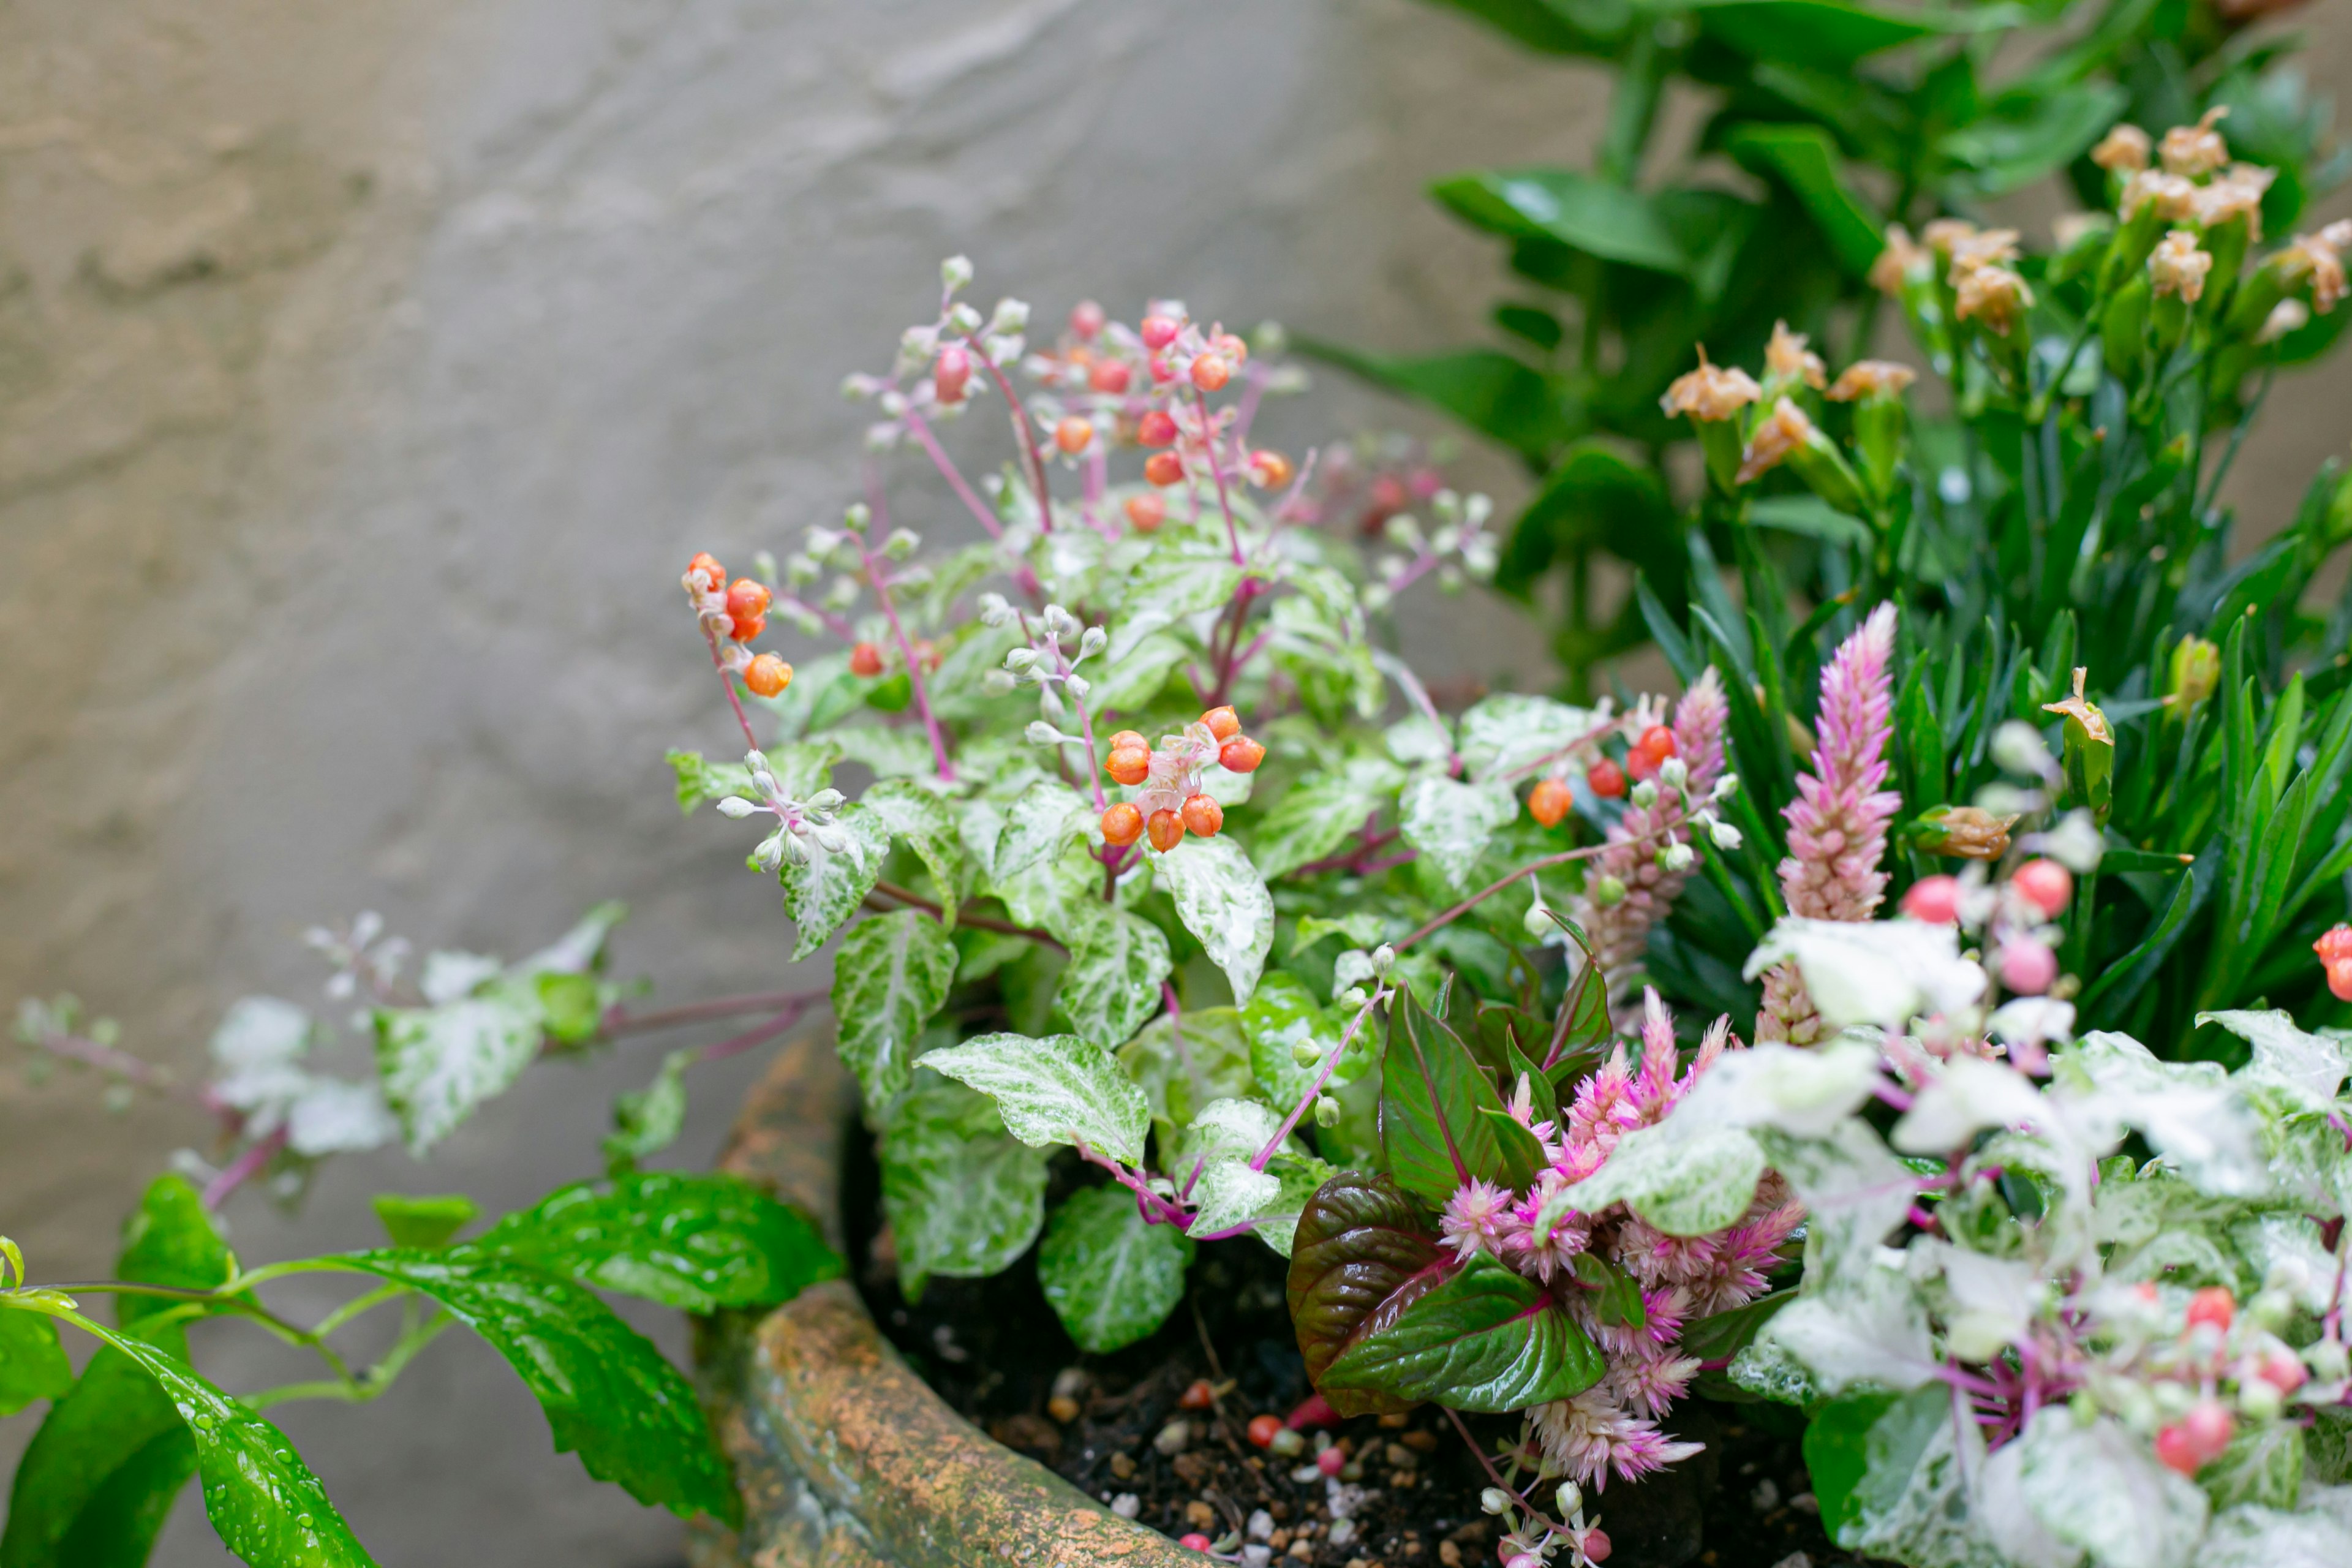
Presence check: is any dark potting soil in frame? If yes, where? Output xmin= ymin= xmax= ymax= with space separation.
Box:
xmin=841 ymin=1145 xmax=1881 ymax=1568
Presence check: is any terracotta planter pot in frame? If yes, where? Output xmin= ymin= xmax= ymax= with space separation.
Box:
xmin=689 ymin=1033 xmax=1200 ymax=1568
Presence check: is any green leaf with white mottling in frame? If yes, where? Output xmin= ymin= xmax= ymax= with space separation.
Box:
xmin=991 ymin=780 xmax=1090 ymax=884
xmin=918 ymin=1031 xmax=1151 ymax=1164
xmin=1177 ymin=1098 xmax=1331 ymax=1253
xmin=603 ymin=1048 xmax=692 ymax=1169
xmin=1118 ymin=1006 xmax=1254 ymax=1151
xmin=1153 ymin=834 xmax=1275 ymax=1005
xmin=778 ymin=802 xmax=891 ymax=959
xmin=1060 ymin=910 xmax=1172 ymax=1048
xmin=1085 ymin=632 xmax=1191 ymax=716
xmin=1294 ymin=913 xmax=1388 ymax=956
xmin=1036 ymin=1186 xmax=1194 ymax=1354
xmin=827 ymin=726 xmax=936 ymax=779
xmin=1559 ymin=1121 xmax=1768 ymax=1236
xmin=764 ymin=740 xmax=842 ymax=800
xmin=1250 ymin=760 xmax=1404 ymax=879
xmin=1457 ymin=692 xmax=1595 ymax=783
xmin=881 ymin=1078 xmax=1051 ymax=1298
xmin=1398 ymin=775 xmax=1518 ymax=889
xmin=666 ymin=750 xmax=753 ymax=815
xmin=864 ymin=778 xmax=965 ymax=928
xmin=372 ymin=987 xmax=543 ymax=1156
xmin=1120 ymin=553 xmax=1245 ymax=621
xmin=994 ymin=840 xmax=1104 ymax=944
xmin=1245 ymin=971 xmax=1368 ymax=1109
xmin=832 ymin=910 xmax=959 ymax=1112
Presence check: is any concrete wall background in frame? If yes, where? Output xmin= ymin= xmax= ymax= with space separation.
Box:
xmin=0 ymin=2 xmax=2343 ymax=1563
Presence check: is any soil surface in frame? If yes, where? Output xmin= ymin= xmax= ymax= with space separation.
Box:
xmin=843 ymin=1148 xmax=1877 ymax=1568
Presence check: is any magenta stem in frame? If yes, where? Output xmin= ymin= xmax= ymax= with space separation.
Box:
xmin=704 ymin=624 xmax=761 ymax=753
xmin=203 ymin=1126 xmax=288 ymax=1211
xmin=855 ymin=472 xmax=956 ymax=784
xmin=1250 ymin=987 xmax=1385 ymax=1171
xmin=1193 ymin=389 xmax=1245 ymax=565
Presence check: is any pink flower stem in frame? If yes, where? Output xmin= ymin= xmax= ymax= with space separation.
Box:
xmin=1076 ymin=1142 xmax=1189 ymax=1226
xmin=968 ymin=339 xmax=1054 ymax=532
xmin=1397 ymin=832 xmax=1683 ymax=953
xmin=694 ymin=998 xmax=821 ymax=1065
xmin=1193 ymin=389 xmax=1245 ymax=566
xmin=902 ymin=405 xmax=1045 ymax=601
xmin=1250 ymin=986 xmax=1387 ymax=1171
xmin=704 ymin=623 xmax=761 ymax=753
xmin=1442 ymin=1408 xmax=1560 ymax=1536
xmin=203 ymin=1126 xmax=288 ymax=1211
xmin=1874 ymin=1081 xmax=1915 ymax=1112
xmin=1231 ymin=358 xmax=1268 ymax=447
xmin=1377 ymin=652 xmax=1463 ymax=777
xmin=601 ymin=989 xmax=825 ymax=1038
xmin=28 ymin=1028 xmax=229 ymax=1117
xmin=854 ymin=472 xmax=956 ymax=784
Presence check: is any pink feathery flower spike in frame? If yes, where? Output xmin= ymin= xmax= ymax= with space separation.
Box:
xmin=1761 ymin=604 xmax=1900 ymax=1042
xmin=1575 ymin=668 xmax=1729 ymax=1000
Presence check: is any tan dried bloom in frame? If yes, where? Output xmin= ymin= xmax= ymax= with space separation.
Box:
xmin=1945 ymin=229 xmax=2022 ymax=290
xmin=2260 ymin=298 xmax=2311 ymax=342
xmin=1765 ymin=321 xmax=1827 ymax=390
xmin=2091 ymin=123 xmax=2152 ymax=174
xmin=1954 ymin=264 xmax=2034 ymax=336
xmin=2149 ymin=230 xmax=2214 ymax=303
xmin=1660 ymin=347 xmax=1762 ymax=423
xmin=1921 ymin=218 xmax=1980 ymax=254
xmin=2159 ymin=107 xmax=2231 ymax=179
xmin=2121 ymin=170 xmax=2199 ymax=224
xmin=1736 ymin=397 xmax=1816 ymax=484
xmin=2277 ymin=221 xmax=2352 ymax=315
xmin=1915 ymin=805 xmax=2018 ymax=861
xmin=1869 ymin=225 xmax=1929 ymax=296
xmin=2193 ymin=164 xmax=2276 ymax=239
xmin=1825 ymin=360 xmax=1918 ymax=401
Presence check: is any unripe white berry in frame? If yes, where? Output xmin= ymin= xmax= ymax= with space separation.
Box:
xmin=1314 ymin=1096 xmax=1341 ymax=1128
xmin=717 ymin=797 xmax=757 ymax=818
xmin=1480 ymin=1488 xmax=1512 ymax=1515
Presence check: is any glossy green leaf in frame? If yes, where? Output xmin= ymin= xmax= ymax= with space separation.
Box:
xmin=1059 ymin=909 xmax=1173 ymax=1049
xmin=1724 ymin=124 xmax=1885 ymax=279
xmin=1804 ymin=1388 xmax=1903 ymax=1545
xmin=989 ymin=780 xmax=1090 ymax=885
xmin=1036 ymin=1186 xmax=1193 ymax=1354
xmin=0 ymin=1311 xmax=72 ymax=1417
xmin=1 ymin=1326 xmax=195 ymax=1568
xmin=1304 ymin=341 xmax=1569 ymax=461
xmin=1689 ymin=0 xmax=1956 ymax=69
xmin=919 ymin=1031 xmax=1152 ymax=1164
xmin=1287 ymin=1172 xmax=1441 ymax=1417
xmin=1432 ymin=168 xmax=1689 ymax=275
xmin=1152 ymin=832 xmax=1276 ymax=1006
xmin=1379 ymin=984 xmax=1545 ymax=1204
xmin=370 ymin=1193 xmax=478 ymax=1251
xmin=1419 ymin=0 xmax=1627 ymax=55
xmin=832 ymin=909 xmax=959 ymax=1111
xmin=333 ymin=1252 xmax=736 ymax=1523
xmin=864 ymin=778 xmax=966 ymax=927
xmin=1319 ymin=1253 xmax=1603 ymax=1412
xmin=1497 ymin=444 xmax=1677 ymax=598
xmin=778 ymin=802 xmax=891 ymax=959
xmin=45 ymin=1306 xmax=375 ymax=1567
xmin=113 ymin=1174 xmax=236 ymax=1329
xmin=880 ymin=1077 xmax=1050 ymax=1298
xmin=464 ymin=1170 xmax=840 ymax=1314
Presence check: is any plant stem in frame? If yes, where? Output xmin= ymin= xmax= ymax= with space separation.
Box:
xmin=865 ymin=881 xmax=1065 ymax=949
xmin=856 ymin=470 xmax=956 ymax=783
xmin=602 ymin=990 xmax=820 ymax=1038
xmin=704 ymin=622 xmax=761 ymax=753
xmin=1395 ymin=829 xmax=1681 ymax=953
xmin=968 ymin=338 xmax=1054 ymax=531
xmin=203 ymin=1126 xmax=287 ymax=1212
xmin=1250 ymin=986 xmax=1387 ymax=1171
xmin=1193 ymin=389 xmax=1246 ymax=566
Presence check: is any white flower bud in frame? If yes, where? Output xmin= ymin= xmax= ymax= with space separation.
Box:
xmin=989 ymin=298 xmax=1031 ymax=334
xmin=744 ymin=750 xmax=770 ymax=772
xmin=1712 ymin=772 xmax=1740 ymax=801
xmin=1370 ymin=944 xmax=1396 ymax=974
xmin=752 ymin=770 xmax=780 ymax=798
xmin=843 ymin=502 xmax=872 ymax=530
xmin=811 ymin=823 xmax=850 ymax=854
xmin=1992 ymin=720 xmax=2053 ymax=778
xmin=1658 ymin=842 xmax=1695 ymax=872
xmin=883 ymin=529 xmax=920 ymax=560
xmin=1711 ymin=820 xmax=1744 ymax=850
xmin=1025 ymin=721 xmax=1065 ymax=747
xmin=977 ymin=592 xmax=1014 ymax=626
xmin=1064 ymin=673 xmax=1090 ymax=700
xmin=717 ymin=797 xmax=757 ymax=818
xmin=1079 ymin=626 xmax=1107 ymax=661
xmin=1044 ymin=603 xmax=1082 ymax=641
xmin=1314 ymin=1096 xmax=1341 ymax=1129
xmin=1591 ymin=874 xmax=1627 ymax=908
xmin=752 ymin=833 xmax=786 ymax=873
xmin=982 ymin=668 xmax=1018 ymax=696
xmin=1292 ymin=1039 xmax=1322 ymax=1068
xmin=1480 ymin=1488 xmax=1512 ymax=1516
xmin=984 ymin=333 xmax=1023 ymax=363
xmin=1658 ymin=756 xmax=1688 ymax=791
xmin=807 ymin=789 xmax=846 ymax=813
xmin=940 ymin=254 xmax=974 ymax=291
xmin=1005 ymin=648 xmax=1039 ymax=672
xmin=1555 ymin=1480 xmax=1582 ymax=1517
xmin=1630 ymin=780 xmax=1659 ymax=810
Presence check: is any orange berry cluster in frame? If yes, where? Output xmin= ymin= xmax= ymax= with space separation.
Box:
xmin=686 ymin=552 xmax=793 ymax=698
xmin=1098 ymin=706 xmax=1265 ymax=853
xmin=1525 ymin=723 xmax=1676 ymax=826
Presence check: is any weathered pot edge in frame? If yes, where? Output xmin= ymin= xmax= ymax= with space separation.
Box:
xmin=689 ymin=1031 xmax=1201 ymax=1568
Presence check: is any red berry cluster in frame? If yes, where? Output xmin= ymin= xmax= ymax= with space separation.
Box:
xmin=2316 ymin=923 xmax=2352 ymax=1001
xmin=1523 ymin=723 xmax=1673 ymax=826
xmin=684 ymin=552 xmax=792 ymax=697
xmin=1098 ymin=706 xmax=1265 ymax=853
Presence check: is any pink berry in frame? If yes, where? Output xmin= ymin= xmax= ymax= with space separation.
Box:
xmin=1088 ymin=358 xmax=1131 ymax=394
xmin=2186 ymin=1286 xmax=2234 ymax=1332
xmin=1179 ymin=1534 xmax=1212 ymax=1552
xmin=1070 ymin=300 xmax=1106 ymax=339
xmin=2012 ymin=858 xmax=2072 ymax=918
xmin=1141 ymin=314 xmax=1182 ymax=350
xmin=2330 ymin=957 xmax=2352 ymax=1004
xmin=2155 ymin=1422 xmax=2201 ymax=1475
xmin=2182 ymin=1400 xmax=2235 ymax=1464
xmin=1578 ymin=1529 xmax=1611 ymax=1564
xmin=2260 ymin=1346 xmax=2308 ymax=1391
xmin=1149 ymin=353 xmax=1177 ymax=385
xmin=1901 ymin=875 xmax=1963 ymax=924
xmin=1316 ymin=1446 xmax=1345 ymax=1477
xmin=1999 ymin=940 xmax=2058 ymax=995
xmin=934 ymin=344 xmax=971 ymax=404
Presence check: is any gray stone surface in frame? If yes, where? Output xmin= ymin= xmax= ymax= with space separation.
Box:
xmin=0 ymin=2 xmax=2345 ymax=1563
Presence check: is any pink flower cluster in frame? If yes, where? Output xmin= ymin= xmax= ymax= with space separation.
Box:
xmin=1760 ymin=604 xmax=1899 ymax=1043
xmin=1436 ymin=993 xmax=1803 ymax=1490
xmin=1572 ymin=669 xmax=1730 ymax=999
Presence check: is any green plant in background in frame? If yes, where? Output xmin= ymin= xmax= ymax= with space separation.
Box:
xmin=1330 ymin=0 xmax=2345 ymax=685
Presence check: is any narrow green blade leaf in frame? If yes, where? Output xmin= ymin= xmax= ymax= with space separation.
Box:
xmin=465 ymin=1171 xmax=840 ymax=1314
xmin=334 ymin=1252 xmax=736 ymax=1523
xmin=1036 ymin=1186 xmax=1193 ymax=1354
xmin=1302 ymin=339 xmax=1569 ymax=461
xmin=1 ymin=1332 xmax=195 ymax=1568
xmin=1430 ymin=168 xmax=1690 ymax=275
xmin=1724 ymin=124 xmax=1885 ymax=278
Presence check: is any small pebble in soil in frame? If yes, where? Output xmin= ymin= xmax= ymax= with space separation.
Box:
xmin=1109 ymin=1452 xmax=1136 ymax=1480
xmin=1751 ymin=1478 xmax=1781 ymax=1512
xmin=1112 ymin=1493 xmax=1140 ymax=1520
xmin=1180 ymin=1379 xmax=1216 ymax=1410
xmin=1248 ymin=1509 xmax=1275 ymax=1542
xmin=1155 ymin=1420 xmax=1191 ymax=1455
xmin=1789 ymin=1492 xmax=1820 ymax=1516
xmin=1770 ymin=1555 xmax=1812 ymax=1568
xmin=1048 ymin=1395 xmax=1080 ymax=1423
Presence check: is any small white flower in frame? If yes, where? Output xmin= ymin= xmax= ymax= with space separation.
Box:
xmin=940 ymin=254 xmax=974 ymax=290
xmin=1711 ymin=820 xmax=1744 ymax=851
xmin=716 ymin=797 xmax=757 ymax=819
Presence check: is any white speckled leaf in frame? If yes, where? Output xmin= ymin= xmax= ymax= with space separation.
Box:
xmin=991 ymin=780 xmax=1089 ymax=884
xmin=880 ymin=1079 xmax=1049 ymax=1298
xmin=1152 ymin=834 xmax=1274 ymax=1005
xmin=1058 ymin=910 xmax=1172 ymax=1048
xmin=1036 ymin=1185 xmax=1193 ymax=1354
xmin=374 ymin=987 xmax=543 ymax=1155
xmin=1397 ymin=775 xmax=1517 ymax=889
xmin=778 ymin=803 xmax=891 ymax=959
xmin=918 ymin=1031 xmax=1150 ymax=1165
xmin=831 ymin=910 xmax=958 ymax=1113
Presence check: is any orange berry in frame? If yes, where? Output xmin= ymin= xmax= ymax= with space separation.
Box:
xmin=1144 ymin=451 xmax=1185 ymax=486
xmin=1627 ymin=724 xmax=1676 ymax=781
xmin=1245 ymin=1414 xmax=1283 ymax=1448
xmin=1178 ymin=1379 xmax=1216 ymax=1411
xmin=1109 ymin=730 xmax=1147 ymax=752
xmin=726 ymin=578 xmax=772 ymax=622
xmin=1181 ymin=794 xmax=1223 ymax=837
xmin=1248 ymin=450 xmax=1294 ymax=489
xmin=1586 ymin=758 xmax=1626 ymax=799
xmin=1089 ymin=359 xmax=1131 ymax=394
xmin=1070 ymin=300 xmax=1106 ymax=339
xmin=1055 ymin=415 xmax=1095 ymax=455
xmin=1136 ymin=409 xmax=1178 ymax=447
xmin=744 ymin=654 xmax=793 ymax=698
xmin=1190 ymin=353 xmax=1231 ymax=391
xmin=1101 ymin=802 xmax=1144 ymax=846
xmin=1219 ymin=736 xmax=1265 ymax=773
xmin=1529 ymin=778 xmax=1572 ymax=827
xmin=2185 ymin=1286 xmax=2234 ymax=1332
xmin=933 ymin=344 xmax=971 ymax=404
xmin=1147 ymin=809 xmax=1185 ymax=853
xmin=685 ymin=552 xmax=725 ymax=594
xmin=2331 ymin=957 xmax=2352 ymax=1003
xmin=1213 ymin=332 xmax=1249 ymax=364
xmin=850 ymin=642 xmax=884 ymax=677
xmin=2317 ymin=924 xmax=2352 ymax=964
xmin=728 ymin=611 xmax=766 ymax=643
xmin=1125 ymin=493 xmax=1166 ymax=532
xmin=1202 ymin=706 xmax=1241 ymax=741
xmin=1141 ymin=314 xmax=1182 ymax=350
xmin=1106 ymin=745 xmax=1152 ymax=786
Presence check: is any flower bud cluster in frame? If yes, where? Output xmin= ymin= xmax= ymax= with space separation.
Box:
xmin=840 ymin=255 xmax=1028 ymax=448
xmin=1363 ymin=488 xmax=1499 ymax=608
xmin=715 ymin=751 xmax=858 ymax=873
xmin=1659 ymin=327 xmax=1888 ymax=505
